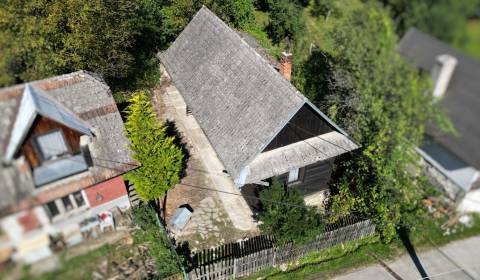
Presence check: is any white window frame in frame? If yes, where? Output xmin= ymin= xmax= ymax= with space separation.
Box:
xmin=288 ymin=168 xmax=300 ymax=183
xmin=45 ymin=190 xmax=89 ymax=222
xmin=34 ymin=129 xmax=69 ymax=161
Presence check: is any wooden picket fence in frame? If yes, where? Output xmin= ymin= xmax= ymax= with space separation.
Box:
xmin=188 ymin=219 xmax=376 ymax=279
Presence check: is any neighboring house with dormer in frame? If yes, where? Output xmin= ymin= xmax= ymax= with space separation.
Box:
xmin=0 ymin=71 xmax=137 ymax=263
xmin=398 ymin=28 xmax=480 ymax=212
xmin=159 ymin=7 xmax=359 ymax=211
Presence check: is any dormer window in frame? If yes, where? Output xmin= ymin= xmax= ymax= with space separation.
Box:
xmin=34 ymin=129 xmax=69 ymax=161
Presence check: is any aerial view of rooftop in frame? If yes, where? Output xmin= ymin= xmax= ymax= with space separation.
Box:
xmin=1 ymin=1 xmax=480 ymax=279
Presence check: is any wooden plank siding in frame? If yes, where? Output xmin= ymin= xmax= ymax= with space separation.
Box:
xmin=263 ymin=105 xmax=333 ymax=152
xmin=241 ymin=160 xmax=333 ymax=212
xmin=276 ymin=159 xmax=334 ymax=195
xmin=20 ymin=116 xmax=82 ymax=168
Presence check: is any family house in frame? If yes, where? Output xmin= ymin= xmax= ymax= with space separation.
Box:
xmin=0 ymin=71 xmax=137 ymax=263
xmin=159 ymin=6 xmax=358 ymax=210
xmin=398 ymin=28 xmax=480 ymax=211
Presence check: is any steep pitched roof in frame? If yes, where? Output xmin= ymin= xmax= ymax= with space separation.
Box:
xmin=0 ymin=71 xmax=136 ymax=215
xmin=160 ymin=6 xmax=355 ymax=180
xmin=398 ymin=28 xmax=480 ymax=170
xmin=4 ymin=85 xmax=93 ymax=162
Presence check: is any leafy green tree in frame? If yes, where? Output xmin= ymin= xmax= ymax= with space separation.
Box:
xmin=311 ymin=0 xmax=336 ymax=17
xmin=266 ymin=0 xmax=305 ymax=45
xmin=0 ymin=0 xmax=254 ymax=88
xmin=258 ymin=179 xmax=324 ymax=245
xmin=0 ymin=0 xmax=141 ymax=86
xmin=161 ymin=0 xmax=254 ymax=42
xmin=254 ymin=0 xmax=309 ymax=11
xmin=294 ymin=0 xmax=452 ymax=241
xmin=124 ymin=90 xmax=184 ymax=201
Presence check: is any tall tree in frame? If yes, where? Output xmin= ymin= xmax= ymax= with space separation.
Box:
xmin=0 ymin=0 xmax=141 ymax=86
xmin=295 ymin=0 xmax=452 ymax=241
xmin=157 ymin=0 xmax=255 ymax=45
xmin=124 ymin=90 xmax=184 ymax=201
xmin=0 ymin=0 xmax=255 ymax=88
xmin=266 ymin=0 xmax=305 ymax=45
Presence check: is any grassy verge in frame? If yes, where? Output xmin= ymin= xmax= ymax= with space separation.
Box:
xmin=456 ymin=19 xmax=480 ymax=60
xmin=242 ymin=214 xmax=480 ymax=279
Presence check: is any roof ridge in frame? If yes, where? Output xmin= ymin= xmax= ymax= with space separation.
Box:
xmin=193 ymin=6 xmax=307 ymax=105
xmin=0 ymin=71 xmax=105 ymax=96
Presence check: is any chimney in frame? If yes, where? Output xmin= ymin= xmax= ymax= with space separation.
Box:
xmin=431 ymin=54 xmax=457 ymax=99
xmin=279 ymin=51 xmax=293 ymax=81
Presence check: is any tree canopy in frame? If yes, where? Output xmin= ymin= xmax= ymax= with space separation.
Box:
xmin=124 ymin=90 xmax=184 ymax=201
xmin=0 ymin=0 xmax=256 ymax=88
xmin=258 ymin=179 xmax=324 ymax=244
xmin=265 ymin=0 xmax=305 ymax=45
xmin=0 ymin=0 xmax=145 ymax=86
xmin=293 ymin=0 xmax=453 ymax=240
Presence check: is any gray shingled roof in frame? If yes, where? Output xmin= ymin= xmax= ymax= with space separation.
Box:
xmin=160 ymin=6 xmax=353 ymax=180
xmin=0 ymin=71 xmax=135 ymax=214
xmin=398 ymin=28 xmax=480 ymax=170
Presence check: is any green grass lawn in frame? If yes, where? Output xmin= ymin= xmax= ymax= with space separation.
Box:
xmin=456 ymin=19 xmax=480 ymax=60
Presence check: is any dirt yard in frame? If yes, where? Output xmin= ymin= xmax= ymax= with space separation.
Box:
xmin=152 ymin=80 xmax=257 ymax=251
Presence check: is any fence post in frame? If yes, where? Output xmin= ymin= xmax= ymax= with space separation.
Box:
xmin=272 ymin=247 xmax=276 ymax=267
xmin=233 ymin=257 xmax=237 ymax=278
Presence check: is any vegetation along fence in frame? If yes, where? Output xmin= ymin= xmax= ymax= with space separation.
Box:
xmin=187 ymin=218 xmax=376 ymax=279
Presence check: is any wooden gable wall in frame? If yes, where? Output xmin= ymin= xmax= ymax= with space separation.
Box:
xmin=263 ymin=105 xmax=334 ymax=152
xmin=20 ymin=116 xmax=82 ymax=168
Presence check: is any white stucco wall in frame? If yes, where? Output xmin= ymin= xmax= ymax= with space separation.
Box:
xmin=459 ymin=189 xmax=480 ymax=213
xmin=0 ymin=192 xmax=131 ymax=264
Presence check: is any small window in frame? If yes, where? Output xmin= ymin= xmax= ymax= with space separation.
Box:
xmin=35 ymin=130 xmax=68 ymax=161
xmin=61 ymin=195 xmax=74 ymax=212
xmin=288 ymin=168 xmax=300 ymax=183
xmin=45 ymin=201 xmax=60 ymax=218
xmin=73 ymin=191 xmax=85 ymax=207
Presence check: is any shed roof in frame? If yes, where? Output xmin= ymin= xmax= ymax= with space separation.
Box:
xmin=160 ymin=6 xmax=353 ymax=180
xmin=398 ymin=28 xmax=480 ymax=170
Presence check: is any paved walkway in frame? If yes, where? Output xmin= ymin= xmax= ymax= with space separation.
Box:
xmin=331 ymin=235 xmax=480 ymax=280
xmin=159 ymin=84 xmax=256 ymax=232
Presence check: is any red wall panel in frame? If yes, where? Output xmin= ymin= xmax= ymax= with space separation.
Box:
xmin=84 ymin=176 xmax=127 ymax=208
xmin=18 ymin=210 xmax=40 ymax=233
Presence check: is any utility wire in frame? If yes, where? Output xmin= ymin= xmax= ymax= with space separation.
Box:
xmin=37 ymin=130 xmax=479 ymax=277
xmin=286 ymin=121 xmax=355 ymax=154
